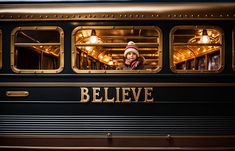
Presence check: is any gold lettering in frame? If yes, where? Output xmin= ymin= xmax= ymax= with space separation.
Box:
xmin=80 ymin=87 xmax=90 ymax=102
xmin=131 ymin=87 xmax=142 ymax=102
xmin=144 ymin=87 xmax=154 ymax=102
xmin=115 ymin=87 xmax=121 ymax=103
xmin=122 ymin=87 xmax=131 ymax=102
xmin=103 ymin=87 xmax=114 ymax=103
xmin=92 ymin=87 xmax=102 ymax=103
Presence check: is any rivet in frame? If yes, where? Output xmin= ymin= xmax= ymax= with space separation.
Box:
xmin=84 ymin=16 xmax=87 ymax=18
xmin=173 ymin=14 xmax=176 ymax=17
xmin=107 ymin=132 xmax=112 ymax=137
xmin=168 ymin=15 xmax=171 ymax=18
xmin=141 ymin=15 xmax=144 ymax=18
xmin=184 ymin=14 xmax=188 ymax=17
xmin=102 ymin=15 xmax=105 ymax=18
xmin=211 ymin=14 xmax=213 ymax=17
xmin=120 ymin=14 xmax=122 ymax=17
xmin=66 ymin=15 xmax=69 ymax=18
xmin=179 ymin=14 xmax=182 ymax=18
xmin=54 ymin=15 xmax=57 ymax=17
xmin=10 ymin=16 xmax=13 ymax=18
xmin=191 ymin=14 xmax=194 ymax=17
xmin=130 ymin=14 xmax=133 ymax=17
xmin=78 ymin=15 xmax=81 ymax=18
xmin=197 ymin=14 xmax=200 ymax=17
xmin=205 ymin=14 xmax=208 ymax=17
xmin=88 ymin=15 xmax=91 ymax=18
xmin=151 ymin=14 xmax=154 ymax=17
xmin=220 ymin=14 xmax=223 ymax=17
xmin=45 ymin=16 xmax=49 ymax=18
xmin=156 ymin=14 xmax=159 ymax=17
xmin=106 ymin=15 xmax=109 ymax=17
xmin=17 ymin=15 xmax=21 ymax=18
xmin=72 ymin=15 xmax=75 ymax=18
xmin=25 ymin=15 xmax=29 ymax=18
xmin=40 ymin=15 xmax=42 ymax=18
xmin=167 ymin=134 xmax=173 ymax=144
xmin=227 ymin=14 xmax=230 ymax=17
xmin=111 ymin=14 xmax=114 ymax=18
xmin=124 ymin=14 xmax=127 ymax=17
xmin=93 ymin=15 xmax=96 ymax=18
xmin=135 ymin=14 xmax=139 ymax=17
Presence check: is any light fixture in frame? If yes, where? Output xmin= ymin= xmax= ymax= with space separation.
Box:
xmin=89 ymin=29 xmax=98 ymax=44
xmin=108 ymin=60 xmax=113 ymax=66
xmin=200 ymin=29 xmax=210 ymax=44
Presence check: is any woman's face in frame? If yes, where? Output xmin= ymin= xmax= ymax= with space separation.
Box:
xmin=126 ymin=52 xmax=137 ymax=60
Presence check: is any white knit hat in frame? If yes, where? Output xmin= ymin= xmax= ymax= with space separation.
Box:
xmin=124 ymin=41 xmax=139 ymax=57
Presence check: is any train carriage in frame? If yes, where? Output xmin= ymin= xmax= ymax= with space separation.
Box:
xmin=0 ymin=0 xmax=235 ymax=150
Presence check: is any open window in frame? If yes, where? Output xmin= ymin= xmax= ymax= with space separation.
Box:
xmin=72 ymin=26 xmax=162 ymax=73
xmin=170 ymin=26 xmax=224 ymax=73
xmin=11 ymin=26 xmax=64 ymax=73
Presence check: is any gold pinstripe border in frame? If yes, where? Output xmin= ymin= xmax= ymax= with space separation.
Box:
xmin=0 ymin=82 xmax=235 ymax=87
xmin=0 ymin=146 xmax=235 ymax=150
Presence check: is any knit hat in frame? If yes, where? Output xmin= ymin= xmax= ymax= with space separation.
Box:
xmin=124 ymin=41 xmax=139 ymax=57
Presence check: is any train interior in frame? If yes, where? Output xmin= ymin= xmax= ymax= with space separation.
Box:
xmin=13 ymin=26 xmax=222 ymax=72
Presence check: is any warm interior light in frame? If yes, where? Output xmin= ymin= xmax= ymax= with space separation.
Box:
xmin=200 ymin=29 xmax=210 ymax=44
xmin=89 ymin=29 xmax=98 ymax=43
xmin=108 ymin=61 xmax=113 ymax=66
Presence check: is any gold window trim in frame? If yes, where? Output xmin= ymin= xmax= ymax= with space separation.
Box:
xmin=71 ymin=26 xmax=162 ymax=74
xmin=11 ymin=26 xmax=64 ymax=74
xmin=170 ymin=25 xmax=225 ymax=73
xmin=0 ymin=30 xmax=2 ymax=69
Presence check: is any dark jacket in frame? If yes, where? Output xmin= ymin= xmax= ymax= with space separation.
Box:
xmin=116 ymin=56 xmax=145 ymax=70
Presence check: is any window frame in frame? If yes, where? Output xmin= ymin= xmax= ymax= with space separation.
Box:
xmin=11 ymin=26 xmax=64 ymax=74
xmin=170 ymin=25 xmax=225 ymax=73
xmin=71 ymin=26 xmax=162 ymax=74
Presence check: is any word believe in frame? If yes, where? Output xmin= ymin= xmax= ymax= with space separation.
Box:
xmin=80 ymin=87 xmax=154 ymax=103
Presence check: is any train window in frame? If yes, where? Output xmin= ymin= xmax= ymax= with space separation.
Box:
xmin=11 ymin=26 xmax=64 ymax=73
xmin=170 ymin=26 xmax=224 ymax=73
xmin=72 ymin=26 xmax=162 ymax=73
xmin=0 ymin=30 xmax=2 ymax=69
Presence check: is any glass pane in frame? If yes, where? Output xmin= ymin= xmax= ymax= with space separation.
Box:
xmin=74 ymin=27 xmax=161 ymax=72
xmin=15 ymin=30 xmax=60 ymax=43
xmin=172 ymin=27 xmax=223 ymax=72
xmin=14 ymin=29 xmax=61 ymax=70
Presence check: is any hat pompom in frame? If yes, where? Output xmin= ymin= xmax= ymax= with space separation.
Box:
xmin=124 ymin=41 xmax=139 ymax=57
xmin=127 ymin=41 xmax=135 ymax=46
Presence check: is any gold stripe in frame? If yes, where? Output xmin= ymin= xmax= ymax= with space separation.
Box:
xmin=0 ymin=82 xmax=235 ymax=87
xmin=0 ymin=146 xmax=235 ymax=150
xmin=6 ymin=91 xmax=29 ymax=97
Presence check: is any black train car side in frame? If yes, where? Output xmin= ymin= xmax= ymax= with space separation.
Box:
xmin=0 ymin=1 xmax=235 ymax=150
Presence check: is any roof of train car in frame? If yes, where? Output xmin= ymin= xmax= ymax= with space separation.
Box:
xmin=0 ymin=0 xmax=235 ymax=20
